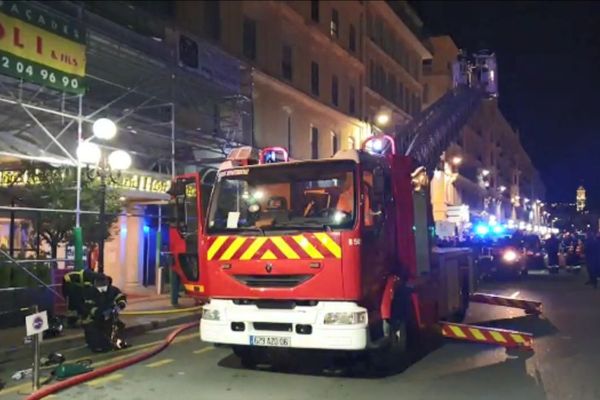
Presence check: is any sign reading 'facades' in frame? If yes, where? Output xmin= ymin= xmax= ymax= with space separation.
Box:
xmin=0 ymin=1 xmax=86 ymax=94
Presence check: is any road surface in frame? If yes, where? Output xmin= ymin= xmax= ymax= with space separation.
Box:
xmin=1 ymin=271 xmax=599 ymax=400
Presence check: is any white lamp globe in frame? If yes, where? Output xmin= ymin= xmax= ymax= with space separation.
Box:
xmin=108 ymin=150 xmax=132 ymax=170
xmin=93 ymin=118 xmax=117 ymax=140
xmin=76 ymin=142 xmax=101 ymax=165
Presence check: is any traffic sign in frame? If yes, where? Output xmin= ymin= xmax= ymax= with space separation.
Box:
xmin=25 ymin=311 xmax=48 ymax=337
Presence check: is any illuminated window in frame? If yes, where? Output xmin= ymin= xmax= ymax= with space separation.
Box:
xmin=330 ymin=9 xmax=339 ymax=38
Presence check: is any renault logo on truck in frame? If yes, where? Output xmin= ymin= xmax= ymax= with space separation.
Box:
xmin=265 ymin=263 xmax=273 ymax=273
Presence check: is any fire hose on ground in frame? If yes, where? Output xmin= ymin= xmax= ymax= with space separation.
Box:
xmin=25 ymin=321 xmax=199 ymax=400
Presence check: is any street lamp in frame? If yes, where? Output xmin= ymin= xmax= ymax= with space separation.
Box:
xmin=77 ymin=119 xmax=131 ymax=274
xmin=451 ymin=156 xmax=463 ymax=166
xmin=375 ymin=112 xmax=390 ymax=127
xmin=481 ymin=169 xmax=490 ymax=177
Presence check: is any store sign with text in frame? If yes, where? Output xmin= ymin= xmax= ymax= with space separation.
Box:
xmin=0 ymin=1 xmax=86 ymax=94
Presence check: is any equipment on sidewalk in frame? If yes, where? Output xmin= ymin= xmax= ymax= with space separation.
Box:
xmin=54 ymin=360 xmax=94 ymax=381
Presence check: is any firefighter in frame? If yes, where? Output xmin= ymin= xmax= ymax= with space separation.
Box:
xmin=62 ymin=269 xmax=106 ymax=325
xmin=545 ymin=234 xmax=560 ymax=268
xmin=81 ymin=274 xmax=128 ymax=352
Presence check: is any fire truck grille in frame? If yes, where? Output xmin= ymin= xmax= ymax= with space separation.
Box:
xmin=232 ymin=274 xmax=312 ymax=288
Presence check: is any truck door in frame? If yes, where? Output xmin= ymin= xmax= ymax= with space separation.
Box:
xmin=169 ymin=173 xmax=206 ymax=295
xmin=360 ymin=162 xmax=393 ymax=321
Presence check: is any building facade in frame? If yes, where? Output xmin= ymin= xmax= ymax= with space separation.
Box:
xmin=175 ymin=0 xmax=432 ymax=159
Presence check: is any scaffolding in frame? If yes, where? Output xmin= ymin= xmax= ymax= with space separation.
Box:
xmin=0 ymin=1 xmax=252 ymax=304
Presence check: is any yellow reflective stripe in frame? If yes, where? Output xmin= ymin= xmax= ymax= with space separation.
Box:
xmin=469 ymin=328 xmax=486 ymax=341
xmin=271 ymin=237 xmax=300 ymax=259
xmin=449 ymin=325 xmax=466 ymax=338
xmin=313 ymin=233 xmax=342 ymax=258
xmin=260 ymin=250 xmax=277 ymax=260
xmin=240 ymin=237 xmax=268 ymax=260
xmin=292 ymin=235 xmax=324 ymax=259
xmin=510 ymin=333 xmax=525 ymax=344
xmin=490 ymin=331 xmax=507 ymax=343
xmin=220 ymin=237 xmax=247 ymax=260
xmin=207 ymin=236 xmax=228 ymax=260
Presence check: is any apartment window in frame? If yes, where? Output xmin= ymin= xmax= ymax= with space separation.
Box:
xmin=423 ymin=83 xmax=430 ymax=103
xmin=311 ymin=127 xmax=319 ymax=159
xmin=282 ymin=44 xmax=292 ymax=81
xmin=366 ymin=12 xmax=374 ymax=40
xmin=331 ymin=75 xmax=339 ymax=106
xmin=330 ymin=9 xmax=339 ymax=38
xmin=331 ymin=132 xmax=338 ymax=155
xmin=243 ymin=17 xmax=257 ymax=60
xmin=311 ymin=62 xmax=320 ymax=96
xmin=347 ymin=136 xmax=356 ymax=150
xmin=390 ymin=75 xmax=397 ymax=103
xmin=375 ymin=17 xmax=383 ymax=46
xmin=349 ymin=24 xmax=356 ymax=52
xmin=398 ymin=82 xmax=404 ymax=108
xmin=349 ymin=86 xmax=356 ymax=115
xmin=311 ymin=0 xmax=319 ymax=22
xmin=369 ymin=60 xmax=375 ymax=89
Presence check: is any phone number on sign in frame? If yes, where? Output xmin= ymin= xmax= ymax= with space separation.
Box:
xmin=0 ymin=55 xmax=83 ymax=92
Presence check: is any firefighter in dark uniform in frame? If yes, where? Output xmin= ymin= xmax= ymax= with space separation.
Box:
xmin=81 ymin=274 xmax=128 ymax=352
xmin=62 ymin=269 xmax=108 ymax=325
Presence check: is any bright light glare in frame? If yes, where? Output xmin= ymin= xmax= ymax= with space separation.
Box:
xmin=333 ymin=211 xmax=345 ymax=224
xmin=92 ymin=118 xmax=117 ymax=140
xmin=492 ymin=225 xmax=504 ymax=234
xmin=499 ymin=185 xmax=507 ymax=192
xmin=108 ymin=150 xmax=132 ymax=170
xmin=502 ymin=250 xmax=518 ymax=262
xmin=451 ymin=156 xmax=463 ymax=166
xmin=375 ymin=113 xmax=390 ymax=126
xmin=481 ymin=169 xmax=490 ymax=177
xmin=372 ymin=139 xmax=383 ymax=152
xmin=76 ymin=141 xmax=101 ymax=165
xmin=476 ymin=225 xmax=489 ymax=235
xmin=253 ymin=190 xmax=264 ymax=200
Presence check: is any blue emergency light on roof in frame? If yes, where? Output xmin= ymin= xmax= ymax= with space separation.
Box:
xmin=260 ymin=147 xmax=289 ymax=164
xmin=362 ymin=135 xmax=396 ymax=156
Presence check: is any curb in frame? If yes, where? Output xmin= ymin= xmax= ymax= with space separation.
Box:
xmin=0 ymin=312 xmax=200 ymax=362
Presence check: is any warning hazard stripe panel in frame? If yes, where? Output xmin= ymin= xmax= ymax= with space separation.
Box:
xmin=206 ymin=234 xmax=342 ymax=260
xmin=469 ymin=293 xmax=543 ymax=314
xmin=440 ymin=321 xmax=534 ymax=349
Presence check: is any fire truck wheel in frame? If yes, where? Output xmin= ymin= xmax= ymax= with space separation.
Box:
xmin=233 ymin=346 xmax=259 ymax=369
xmin=368 ymin=319 xmax=409 ymax=375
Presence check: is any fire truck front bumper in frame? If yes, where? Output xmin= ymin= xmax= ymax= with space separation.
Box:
xmin=200 ymin=299 xmax=368 ymax=351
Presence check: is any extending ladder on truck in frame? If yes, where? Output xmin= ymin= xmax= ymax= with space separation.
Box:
xmin=439 ymin=292 xmax=542 ymax=350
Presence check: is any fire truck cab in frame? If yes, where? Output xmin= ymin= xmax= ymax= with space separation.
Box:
xmin=169 ymin=137 xmax=474 ymax=368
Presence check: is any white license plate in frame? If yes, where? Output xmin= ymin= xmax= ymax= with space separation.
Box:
xmin=250 ymin=335 xmax=290 ymax=347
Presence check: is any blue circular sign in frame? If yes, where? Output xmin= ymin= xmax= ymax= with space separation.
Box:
xmin=33 ymin=316 xmax=43 ymax=330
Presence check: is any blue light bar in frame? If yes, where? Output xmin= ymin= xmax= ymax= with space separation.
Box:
xmin=475 ymin=225 xmax=489 ymax=235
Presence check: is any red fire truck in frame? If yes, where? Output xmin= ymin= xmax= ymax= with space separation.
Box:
xmin=169 ymin=54 xmax=540 ymax=368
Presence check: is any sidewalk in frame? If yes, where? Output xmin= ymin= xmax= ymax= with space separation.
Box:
xmin=0 ymin=293 xmax=202 ymax=360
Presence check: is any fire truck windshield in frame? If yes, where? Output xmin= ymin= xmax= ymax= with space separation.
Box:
xmin=207 ymin=161 xmax=356 ymax=234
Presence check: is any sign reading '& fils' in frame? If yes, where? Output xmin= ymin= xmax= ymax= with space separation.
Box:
xmin=0 ymin=1 xmax=86 ymax=94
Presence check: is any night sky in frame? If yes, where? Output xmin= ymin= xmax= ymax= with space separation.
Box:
xmin=412 ymin=1 xmax=600 ymax=209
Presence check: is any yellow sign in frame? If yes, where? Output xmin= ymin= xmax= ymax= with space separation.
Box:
xmin=0 ymin=12 xmax=86 ymax=76
xmin=0 ymin=169 xmax=172 ymax=195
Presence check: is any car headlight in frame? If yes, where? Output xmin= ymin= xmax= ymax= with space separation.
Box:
xmin=502 ymin=250 xmax=518 ymax=263
xmin=324 ymin=311 xmax=367 ymax=325
xmin=202 ymin=308 xmax=221 ymax=321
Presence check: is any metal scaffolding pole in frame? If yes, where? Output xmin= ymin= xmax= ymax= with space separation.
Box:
xmin=74 ymin=94 xmax=84 ymax=270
